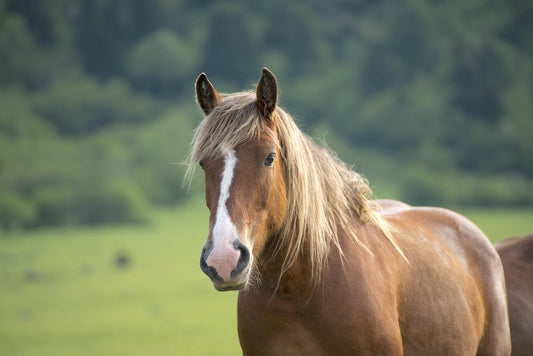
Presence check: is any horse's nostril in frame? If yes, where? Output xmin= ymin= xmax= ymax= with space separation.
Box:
xmin=200 ymin=246 xmax=223 ymax=282
xmin=232 ymin=241 xmax=251 ymax=278
xmin=200 ymin=246 xmax=208 ymax=271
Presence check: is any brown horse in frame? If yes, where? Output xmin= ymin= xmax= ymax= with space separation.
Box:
xmin=495 ymin=234 xmax=533 ymax=356
xmin=186 ymin=68 xmax=511 ymax=355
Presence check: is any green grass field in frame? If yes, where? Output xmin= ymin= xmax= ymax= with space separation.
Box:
xmin=1 ymin=198 xmax=532 ymax=355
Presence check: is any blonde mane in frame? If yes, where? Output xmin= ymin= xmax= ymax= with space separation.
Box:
xmin=186 ymin=92 xmax=404 ymax=285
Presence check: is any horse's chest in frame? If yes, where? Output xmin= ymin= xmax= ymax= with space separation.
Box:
xmin=237 ymin=291 xmax=400 ymax=355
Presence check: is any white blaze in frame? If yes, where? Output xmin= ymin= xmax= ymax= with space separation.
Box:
xmin=206 ymin=148 xmax=240 ymax=280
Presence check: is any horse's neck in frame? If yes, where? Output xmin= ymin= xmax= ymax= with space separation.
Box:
xmin=258 ymin=221 xmax=372 ymax=293
xmin=258 ymin=234 xmax=312 ymax=297
xmin=257 ymin=229 xmax=354 ymax=302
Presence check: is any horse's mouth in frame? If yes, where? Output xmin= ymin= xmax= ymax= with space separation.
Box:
xmin=212 ymin=267 xmax=251 ymax=291
xmin=213 ymin=281 xmax=247 ymax=291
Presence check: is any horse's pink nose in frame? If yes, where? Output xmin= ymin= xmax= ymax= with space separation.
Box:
xmin=200 ymin=240 xmax=250 ymax=284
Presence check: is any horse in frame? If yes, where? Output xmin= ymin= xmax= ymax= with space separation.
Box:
xmin=186 ymin=68 xmax=511 ymax=355
xmin=495 ymin=234 xmax=533 ymax=356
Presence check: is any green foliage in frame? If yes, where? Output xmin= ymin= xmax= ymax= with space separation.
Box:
xmin=32 ymin=76 xmax=161 ymax=135
xmin=71 ymin=179 xmax=149 ymax=225
xmin=0 ymin=189 xmax=35 ymax=230
xmin=0 ymin=87 xmax=186 ymax=227
xmin=400 ymin=168 xmax=533 ymax=207
xmin=112 ymin=106 xmax=198 ymax=205
xmin=0 ymin=14 xmax=40 ymax=86
xmin=126 ymin=29 xmax=201 ymax=94
xmin=401 ymin=167 xmax=449 ymax=207
xmin=32 ymin=186 xmax=72 ymax=226
xmin=0 ymin=0 xmax=532 ymax=228
xmin=0 ymin=87 xmax=55 ymax=140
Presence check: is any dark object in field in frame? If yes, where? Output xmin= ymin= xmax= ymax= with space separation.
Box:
xmin=495 ymin=234 xmax=533 ymax=356
xmin=113 ymin=251 xmax=130 ymax=269
xmin=25 ymin=268 xmax=38 ymax=281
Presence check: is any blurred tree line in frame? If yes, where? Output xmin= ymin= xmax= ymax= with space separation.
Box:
xmin=0 ymin=0 xmax=532 ymax=229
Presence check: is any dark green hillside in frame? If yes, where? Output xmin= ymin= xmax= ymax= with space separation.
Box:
xmin=1 ymin=0 xmax=532 ymax=228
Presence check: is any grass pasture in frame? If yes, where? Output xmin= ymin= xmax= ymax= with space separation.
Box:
xmin=1 ymin=198 xmax=532 ymax=355
xmin=0 ymin=197 xmax=240 ymax=356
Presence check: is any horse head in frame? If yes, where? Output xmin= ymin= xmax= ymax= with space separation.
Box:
xmin=194 ymin=68 xmax=287 ymax=291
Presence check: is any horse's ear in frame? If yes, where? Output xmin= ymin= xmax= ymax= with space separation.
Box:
xmin=256 ymin=68 xmax=278 ymax=120
xmin=195 ymin=73 xmax=221 ymax=115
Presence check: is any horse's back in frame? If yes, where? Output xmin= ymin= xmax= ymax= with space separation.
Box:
xmin=376 ymin=200 xmax=511 ymax=355
xmin=495 ymin=234 xmax=533 ymax=356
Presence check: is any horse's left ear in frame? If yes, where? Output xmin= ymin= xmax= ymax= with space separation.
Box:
xmin=256 ymin=68 xmax=278 ymax=120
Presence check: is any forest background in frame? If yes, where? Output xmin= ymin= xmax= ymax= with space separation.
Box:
xmin=1 ymin=0 xmax=532 ymax=229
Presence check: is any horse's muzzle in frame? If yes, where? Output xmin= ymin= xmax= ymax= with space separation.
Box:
xmin=200 ymin=240 xmax=251 ymax=290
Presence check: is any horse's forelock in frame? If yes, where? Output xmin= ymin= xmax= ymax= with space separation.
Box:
xmin=186 ymin=93 xmax=263 ymax=174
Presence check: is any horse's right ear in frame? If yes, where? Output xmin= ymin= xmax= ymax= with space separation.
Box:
xmin=195 ymin=73 xmax=221 ymax=115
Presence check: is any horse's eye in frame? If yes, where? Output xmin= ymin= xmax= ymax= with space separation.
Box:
xmin=264 ymin=153 xmax=276 ymax=167
xmin=199 ymin=161 xmax=204 ymax=170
